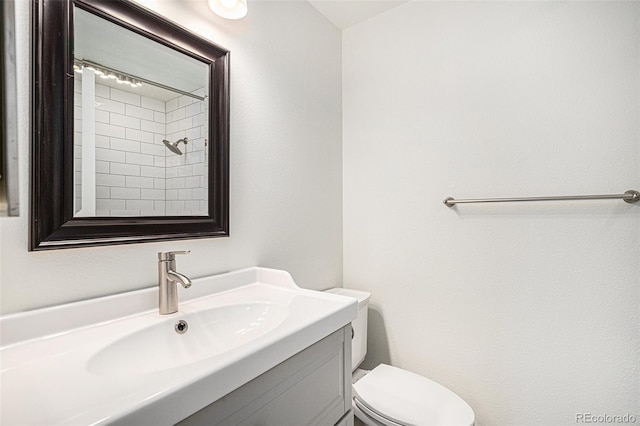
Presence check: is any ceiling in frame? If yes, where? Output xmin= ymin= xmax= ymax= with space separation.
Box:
xmin=307 ymin=0 xmax=408 ymax=30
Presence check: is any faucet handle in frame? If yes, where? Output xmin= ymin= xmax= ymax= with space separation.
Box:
xmin=158 ymin=250 xmax=191 ymax=261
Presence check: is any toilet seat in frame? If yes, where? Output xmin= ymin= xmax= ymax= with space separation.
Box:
xmin=352 ymin=364 xmax=475 ymax=426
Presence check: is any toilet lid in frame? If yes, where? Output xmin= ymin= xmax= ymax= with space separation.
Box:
xmin=353 ymin=364 xmax=475 ymax=426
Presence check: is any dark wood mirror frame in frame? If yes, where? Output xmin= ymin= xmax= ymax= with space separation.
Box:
xmin=30 ymin=0 xmax=229 ymax=250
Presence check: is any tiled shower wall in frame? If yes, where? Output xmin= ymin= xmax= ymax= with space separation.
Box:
xmin=164 ymin=89 xmax=208 ymax=216
xmin=74 ymin=79 xmax=207 ymax=216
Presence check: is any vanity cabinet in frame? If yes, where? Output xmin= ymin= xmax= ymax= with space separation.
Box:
xmin=178 ymin=326 xmax=353 ymax=426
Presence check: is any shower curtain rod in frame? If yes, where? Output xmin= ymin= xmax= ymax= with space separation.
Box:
xmin=74 ymin=59 xmax=207 ymax=102
xmin=443 ymin=189 xmax=640 ymax=207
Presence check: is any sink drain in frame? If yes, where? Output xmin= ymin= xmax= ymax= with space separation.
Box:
xmin=175 ymin=320 xmax=188 ymax=334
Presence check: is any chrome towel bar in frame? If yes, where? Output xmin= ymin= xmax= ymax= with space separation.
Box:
xmin=444 ymin=189 xmax=639 ymax=207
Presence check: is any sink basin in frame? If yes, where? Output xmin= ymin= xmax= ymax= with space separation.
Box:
xmin=0 ymin=267 xmax=357 ymax=426
xmin=88 ymin=302 xmax=289 ymax=376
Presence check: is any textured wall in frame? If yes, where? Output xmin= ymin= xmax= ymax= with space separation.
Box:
xmin=0 ymin=0 xmax=342 ymax=314
xmin=343 ymin=2 xmax=639 ymax=425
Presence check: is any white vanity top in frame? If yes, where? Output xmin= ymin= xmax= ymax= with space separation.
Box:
xmin=0 ymin=267 xmax=357 ymax=425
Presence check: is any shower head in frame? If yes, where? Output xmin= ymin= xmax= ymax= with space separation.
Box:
xmin=162 ymin=137 xmax=188 ymax=155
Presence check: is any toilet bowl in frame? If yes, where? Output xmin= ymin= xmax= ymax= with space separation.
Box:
xmin=325 ymin=288 xmax=475 ymax=426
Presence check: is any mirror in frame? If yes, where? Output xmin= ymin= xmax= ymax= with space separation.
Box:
xmin=31 ymin=0 xmax=229 ymax=250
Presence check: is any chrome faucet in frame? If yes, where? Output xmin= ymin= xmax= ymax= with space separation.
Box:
xmin=158 ymin=250 xmax=192 ymax=315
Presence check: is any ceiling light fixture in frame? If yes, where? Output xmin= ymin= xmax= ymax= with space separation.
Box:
xmin=208 ymin=0 xmax=247 ymax=19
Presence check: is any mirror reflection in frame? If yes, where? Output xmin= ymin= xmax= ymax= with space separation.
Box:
xmin=73 ymin=7 xmax=209 ymax=217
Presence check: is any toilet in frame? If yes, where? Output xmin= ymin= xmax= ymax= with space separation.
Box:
xmin=325 ymin=288 xmax=475 ymax=426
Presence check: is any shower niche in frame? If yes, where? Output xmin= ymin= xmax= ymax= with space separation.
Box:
xmin=31 ymin=0 xmax=229 ymax=249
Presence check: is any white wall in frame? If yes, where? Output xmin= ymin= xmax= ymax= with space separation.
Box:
xmin=343 ymin=2 xmax=639 ymax=425
xmin=0 ymin=0 xmax=342 ymax=314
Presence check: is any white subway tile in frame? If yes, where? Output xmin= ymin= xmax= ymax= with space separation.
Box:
xmin=110 ymin=112 xmax=140 ymax=130
xmin=187 ymin=152 xmax=204 ymax=165
xmin=165 ymin=121 xmax=179 ymax=135
xmin=193 ymin=163 xmax=205 ymax=175
xmin=96 ymin=199 xmax=126 ymax=210
xmin=95 ymin=122 xmax=126 ymax=139
xmin=178 ymin=117 xmax=193 ymax=131
xmin=110 ymin=87 xmax=140 ymax=106
xmin=95 ymin=148 xmax=126 ymax=163
xmin=166 ymin=167 xmax=178 ymax=178
xmin=178 ymin=95 xmax=193 ymax=108
xmin=95 ymin=109 xmax=110 ymax=124
xmin=126 ymin=104 xmax=154 ymax=121
xmin=166 ymin=177 xmax=186 ymax=189
xmin=185 ymin=200 xmax=200 ymax=211
xmin=192 ymin=112 xmax=206 ymax=128
xmin=125 ymin=152 xmax=143 ymax=165
xmin=95 ymin=135 xmax=110 ymax=148
xmin=126 ymin=128 xmax=154 ymax=143
xmin=165 ymin=189 xmax=179 ymax=200
xmin=170 ymin=200 xmax=186 ymax=210
xmin=141 ymin=154 xmax=155 ymax=166
xmin=96 ymin=173 xmax=126 ymax=187
xmin=186 ymin=127 xmax=201 ymax=140
xmin=126 ymin=176 xmax=155 ymax=188
xmin=126 ymin=200 xmax=154 ymax=210
xmin=95 ymin=96 xmax=125 ymax=114
xmin=141 ymin=189 xmax=165 ymax=200
xmin=185 ymin=176 xmax=200 ymax=188
xmin=111 ymin=187 xmax=141 ymax=199
xmin=141 ymin=97 xmax=165 ymax=113
xmin=167 ymin=107 xmax=186 ymax=122
xmin=154 ymin=156 xmax=166 ymax=167
xmin=179 ymin=189 xmax=193 ymax=200
xmin=96 ymin=186 xmax=110 ymax=198
xmin=110 ymin=162 xmax=141 ymax=176
xmin=166 ymin=97 xmax=179 ymax=112
xmin=154 ymin=200 xmax=166 ymax=211
xmin=192 ymin=188 xmax=206 ymax=200
xmin=166 ymin=155 xmax=181 ymax=167
xmin=95 ymin=83 xmax=110 ymax=98
xmin=178 ymin=165 xmax=194 ymax=177
xmin=154 ymin=178 xmax=165 ymax=189
xmin=126 ymin=152 xmax=153 ymax=167
xmin=140 ymin=119 xmax=164 ymax=134
xmin=185 ymin=102 xmax=200 ymax=118
xmin=154 ymin=111 xmax=166 ymax=123
xmin=140 ymin=166 xmax=165 ymax=178
xmin=95 ymin=161 xmax=110 ymax=174
xmin=111 ymin=138 xmax=141 ymax=153
xmin=140 ymin=143 xmax=167 ymax=156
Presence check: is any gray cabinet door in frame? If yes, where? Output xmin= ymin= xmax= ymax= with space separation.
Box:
xmin=178 ymin=326 xmax=352 ymax=426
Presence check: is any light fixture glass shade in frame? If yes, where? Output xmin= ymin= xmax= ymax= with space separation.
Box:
xmin=208 ymin=0 xmax=247 ymax=19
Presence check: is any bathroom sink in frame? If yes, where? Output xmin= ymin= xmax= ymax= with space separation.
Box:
xmin=88 ymin=302 xmax=289 ymax=376
xmin=87 ymin=302 xmax=288 ymax=375
xmin=0 ymin=267 xmax=357 ymax=426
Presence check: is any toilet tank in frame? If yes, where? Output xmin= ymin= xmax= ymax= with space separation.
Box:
xmin=324 ymin=288 xmax=371 ymax=372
